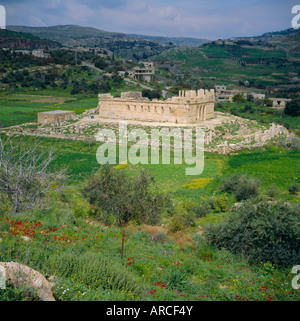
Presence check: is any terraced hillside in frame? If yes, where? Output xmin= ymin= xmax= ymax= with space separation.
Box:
xmin=152 ymin=29 xmax=300 ymax=89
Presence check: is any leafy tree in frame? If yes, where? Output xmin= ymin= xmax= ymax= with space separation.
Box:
xmin=264 ymin=98 xmax=273 ymax=107
xmin=82 ymin=166 xmax=171 ymax=258
xmin=142 ymin=89 xmax=162 ymax=100
xmin=93 ymin=57 xmax=108 ymax=70
xmin=232 ymin=93 xmax=245 ymax=103
xmin=111 ymin=74 xmax=123 ymax=87
xmin=246 ymin=94 xmax=254 ymax=102
xmin=285 ymin=99 xmax=300 ymax=117
xmin=71 ymin=85 xmax=79 ymax=95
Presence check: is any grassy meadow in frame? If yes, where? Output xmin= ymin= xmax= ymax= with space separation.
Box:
xmin=0 ymin=133 xmax=299 ymax=301
xmin=0 ymin=92 xmax=98 ymax=128
xmin=0 ymin=107 xmax=299 ymax=302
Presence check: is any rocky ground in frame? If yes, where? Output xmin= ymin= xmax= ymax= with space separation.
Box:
xmin=1 ymin=110 xmax=295 ymax=154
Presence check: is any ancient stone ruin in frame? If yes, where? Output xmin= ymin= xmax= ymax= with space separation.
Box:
xmin=38 ymin=110 xmax=76 ymax=125
xmin=98 ymin=89 xmax=215 ymax=124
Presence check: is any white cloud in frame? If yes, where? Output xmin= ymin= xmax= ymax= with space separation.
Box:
xmin=2 ymin=0 xmax=296 ymax=39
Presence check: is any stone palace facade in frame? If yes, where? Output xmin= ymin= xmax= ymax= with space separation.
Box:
xmin=98 ymin=89 xmax=215 ymax=124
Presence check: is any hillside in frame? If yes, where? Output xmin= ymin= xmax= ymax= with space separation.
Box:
xmin=8 ymin=24 xmax=129 ymax=44
xmin=227 ymin=28 xmax=300 ymax=56
xmin=0 ymin=29 xmax=60 ymax=49
xmin=129 ymin=34 xmax=208 ymax=47
xmin=152 ymin=28 xmax=300 ymax=92
xmin=250 ymin=28 xmax=300 ymax=41
xmin=7 ymin=25 xmax=174 ymax=60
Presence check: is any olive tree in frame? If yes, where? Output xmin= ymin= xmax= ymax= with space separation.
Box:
xmin=0 ymin=137 xmax=65 ymax=214
xmin=82 ymin=165 xmax=172 ymax=259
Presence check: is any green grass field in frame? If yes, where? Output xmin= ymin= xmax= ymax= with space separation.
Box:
xmin=216 ymin=101 xmax=300 ymax=134
xmin=0 ymin=136 xmax=299 ymax=302
xmin=0 ymin=128 xmax=299 ymax=303
xmin=4 ymin=135 xmax=298 ymax=204
xmin=0 ymin=93 xmax=98 ymax=127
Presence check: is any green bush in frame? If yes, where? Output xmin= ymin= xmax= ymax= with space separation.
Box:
xmin=264 ymin=98 xmax=273 ymax=107
xmin=285 ymin=99 xmax=300 ymax=117
xmin=172 ymin=202 xmax=197 ymax=228
xmin=288 ymin=183 xmax=299 ymax=195
xmin=168 ymin=216 xmax=185 ymax=233
xmin=232 ymin=93 xmax=245 ymax=103
xmin=150 ymin=232 xmax=168 ymax=243
xmin=181 ymin=211 xmax=197 ymax=227
xmin=220 ymin=173 xmax=242 ymax=194
xmin=213 ymin=194 xmax=229 ymax=212
xmin=192 ymin=201 xmax=211 ymax=218
xmin=204 ymin=201 xmax=300 ymax=267
xmin=221 ymin=173 xmax=260 ymax=201
xmin=67 ymin=193 xmax=92 ymax=218
xmin=265 ymin=184 xmax=280 ymax=199
xmin=49 ymin=252 xmax=139 ymax=293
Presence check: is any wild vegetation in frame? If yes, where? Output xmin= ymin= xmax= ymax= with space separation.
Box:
xmin=0 ymin=25 xmax=299 ymax=302
xmin=215 ymin=100 xmax=300 ymax=135
xmin=0 ymin=133 xmax=299 ymax=301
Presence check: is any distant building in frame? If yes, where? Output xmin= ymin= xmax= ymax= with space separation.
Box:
xmin=38 ymin=110 xmax=75 ymax=125
xmin=249 ymin=93 xmax=265 ymax=100
xmin=32 ymin=49 xmax=51 ymax=59
xmin=214 ymin=85 xmax=227 ymax=91
xmin=215 ymin=89 xmax=239 ymax=101
xmin=11 ymin=49 xmax=31 ymax=55
xmin=269 ymin=98 xmax=291 ymax=109
xmin=129 ymin=62 xmax=155 ymax=82
xmin=214 ymin=84 xmax=265 ymax=101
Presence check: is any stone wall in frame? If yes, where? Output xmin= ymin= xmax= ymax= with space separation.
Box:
xmin=38 ymin=110 xmax=76 ymax=125
xmin=98 ymin=89 xmax=215 ymax=124
xmin=270 ymin=98 xmax=291 ymax=109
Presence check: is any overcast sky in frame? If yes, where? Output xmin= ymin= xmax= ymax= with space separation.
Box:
xmin=1 ymin=0 xmax=299 ymax=39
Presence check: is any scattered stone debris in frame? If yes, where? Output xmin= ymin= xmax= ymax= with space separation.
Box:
xmin=0 ymin=110 xmax=295 ymax=154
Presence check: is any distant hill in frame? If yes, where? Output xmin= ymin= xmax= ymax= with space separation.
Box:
xmin=266 ymin=29 xmax=300 ymax=55
xmin=7 ymin=25 xmax=300 ymax=61
xmin=252 ymin=28 xmax=300 ymax=41
xmin=8 ymin=25 xmax=129 ymax=45
xmin=0 ymin=29 xmax=60 ymax=49
xmin=152 ymin=27 xmax=300 ymax=91
xmin=129 ymin=34 xmax=208 ymax=47
xmin=215 ymin=28 xmax=300 ymax=56
xmin=7 ymin=25 xmax=174 ymax=60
